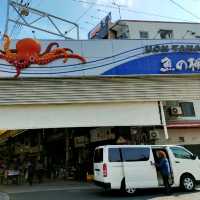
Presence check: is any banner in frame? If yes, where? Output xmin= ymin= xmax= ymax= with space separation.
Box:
xmin=1 ymin=36 xmax=200 ymax=78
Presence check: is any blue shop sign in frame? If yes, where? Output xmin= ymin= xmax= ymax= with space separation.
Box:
xmin=103 ymin=44 xmax=200 ymax=76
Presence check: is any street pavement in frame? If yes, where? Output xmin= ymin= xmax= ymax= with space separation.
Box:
xmin=0 ymin=181 xmax=200 ymax=200
xmin=0 ymin=192 xmax=9 ymax=200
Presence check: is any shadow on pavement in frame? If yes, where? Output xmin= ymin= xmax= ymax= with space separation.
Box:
xmin=94 ymin=187 xmax=200 ymax=199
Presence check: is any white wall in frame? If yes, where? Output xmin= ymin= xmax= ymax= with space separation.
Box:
xmin=124 ymin=21 xmax=200 ymax=39
xmin=158 ymin=128 xmax=200 ymax=145
xmin=0 ymin=102 xmax=160 ymax=130
xmin=193 ymin=100 xmax=200 ymax=120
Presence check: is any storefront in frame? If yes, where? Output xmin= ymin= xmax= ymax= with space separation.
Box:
xmin=1 ymin=36 xmax=200 ymax=180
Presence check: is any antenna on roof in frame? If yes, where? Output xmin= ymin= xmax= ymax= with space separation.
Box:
xmin=112 ymin=1 xmax=126 ymax=20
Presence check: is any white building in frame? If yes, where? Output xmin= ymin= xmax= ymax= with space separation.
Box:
xmin=109 ymin=20 xmax=200 ymax=40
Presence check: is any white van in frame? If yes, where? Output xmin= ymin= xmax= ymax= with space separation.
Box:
xmin=93 ymin=145 xmax=200 ymax=194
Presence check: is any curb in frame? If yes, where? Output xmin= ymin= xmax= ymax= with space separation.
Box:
xmin=0 ymin=192 xmax=9 ymax=200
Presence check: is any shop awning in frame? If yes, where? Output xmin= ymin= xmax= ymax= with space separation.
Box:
xmin=0 ymin=76 xmax=199 ymax=105
xmin=0 ymin=130 xmax=7 ymax=136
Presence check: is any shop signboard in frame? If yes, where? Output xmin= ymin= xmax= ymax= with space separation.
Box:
xmin=88 ymin=12 xmax=111 ymax=39
xmin=74 ymin=136 xmax=89 ymax=147
xmin=1 ymin=35 xmax=200 ymax=78
xmin=90 ymin=127 xmax=115 ymax=142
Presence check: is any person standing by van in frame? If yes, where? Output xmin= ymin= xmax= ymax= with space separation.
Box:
xmin=27 ymin=160 xmax=34 ymax=186
xmin=157 ymin=151 xmax=172 ymax=194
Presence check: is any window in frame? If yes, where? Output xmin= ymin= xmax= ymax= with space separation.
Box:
xmin=179 ymin=102 xmax=195 ymax=117
xmin=170 ymin=147 xmax=193 ymax=159
xmin=117 ymin=31 xmax=129 ymax=39
xmin=140 ymin=31 xmax=149 ymax=39
xmin=159 ymin=29 xmax=173 ymax=39
xmin=109 ymin=148 xmax=121 ymax=162
xmin=121 ymin=148 xmax=150 ymax=162
xmin=94 ymin=148 xmax=103 ymax=163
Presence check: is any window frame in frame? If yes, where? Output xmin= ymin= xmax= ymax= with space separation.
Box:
xmin=170 ymin=146 xmax=194 ymax=160
xmin=121 ymin=147 xmax=150 ymax=162
xmin=179 ymin=102 xmax=195 ymax=117
xmin=139 ymin=31 xmax=149 ymax=39
xmin=108 ymin=148 xmax=122 ymax=162
xmin=94 ymin=148 xmax=103 ymax=163
xmin=159 ymin=29 xmax=173 ymax=39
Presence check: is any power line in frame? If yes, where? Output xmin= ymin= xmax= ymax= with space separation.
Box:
xmin=74 ymin=0 xmax=194 ymax=22
xmin=10 ymin=16 xmax=22 ymax=38
xmin=168 ymin=0 xmax=200 ymax=20
xmin=74 ymin=2 xmax=95 ymax=23
xmin=67 ymin=0 xmax=95 ymax=34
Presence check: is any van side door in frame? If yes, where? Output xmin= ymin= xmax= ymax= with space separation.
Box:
xmin=107 ymin=148 xmax=124 ymax=189
xmin=121 ymin=147 xmax=158 ymax=188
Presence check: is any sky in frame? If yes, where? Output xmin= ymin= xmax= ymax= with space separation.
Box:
xmin=1 ymin=0 xmax=200 ymax=40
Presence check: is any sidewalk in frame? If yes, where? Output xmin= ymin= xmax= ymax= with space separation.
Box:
xmin=0 ymin=180 xmax=97 ymax=195
xmin=0 ymin=192 xmax=9 ymax=200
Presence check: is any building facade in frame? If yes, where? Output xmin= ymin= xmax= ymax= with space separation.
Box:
xmin=0 ymin=19 xmax=200 ymax=180
xmin=106 ymin=19 xmax=200 ymax=154
xmin=109 ymin=20 xmax=200 ymax=40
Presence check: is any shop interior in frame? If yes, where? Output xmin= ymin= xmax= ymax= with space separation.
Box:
xmin=0 ymin=126 xmax=160 ymax=184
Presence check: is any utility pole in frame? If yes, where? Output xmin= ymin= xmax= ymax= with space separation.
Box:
xmin=112 ymin=1 xmax=126 ymax=20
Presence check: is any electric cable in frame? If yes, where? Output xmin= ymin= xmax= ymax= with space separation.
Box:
xmin=74 ymin=0 xmax=195 ymax=22
xmin=67 ymin=1 xmax=95 ymax=34
xmin=168 ymin=0 xmax=200 ymax=20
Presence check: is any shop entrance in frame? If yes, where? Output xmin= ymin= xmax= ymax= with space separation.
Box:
xmin=0 ymin=126 xmax=161 ymax=185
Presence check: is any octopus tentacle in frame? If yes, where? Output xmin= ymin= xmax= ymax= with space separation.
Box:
xmin=41 ymin=43 xmax=59 ymax=56
xmin=66 ymin=54 xmax=86 ymax=63
xmin=37 ymin=50 xmax=86 ymax=65
xmin=9 ymin=49 xmax=17 ymax=53
xmin=14 ymin=67 xmax=21 ymax=78
xmin=64 ymin=48 xmax=73 ymax=54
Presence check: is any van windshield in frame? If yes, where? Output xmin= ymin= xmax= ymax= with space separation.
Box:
xmin=94 ymin=148 xmax=103 ymax=163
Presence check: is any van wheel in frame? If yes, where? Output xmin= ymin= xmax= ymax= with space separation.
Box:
xmin=180 ymin=174 xmax=195 ymax=192
xmin=121 ymin=178 xmax=136 ymax=195
xmin=125 ymin=187 xmax=136 ymax=194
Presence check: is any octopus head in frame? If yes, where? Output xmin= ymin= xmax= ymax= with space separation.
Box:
xmin=16 ymin=38 xmax=41 ymax=54
xmin=14 ymin=38 xmax=41 ymax=67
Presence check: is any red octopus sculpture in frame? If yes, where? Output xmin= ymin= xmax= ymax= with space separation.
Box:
xmin=0 ymin=35 xmax=86 ymax=78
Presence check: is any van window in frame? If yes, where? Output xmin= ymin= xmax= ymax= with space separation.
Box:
xmin=109 ymin=148 xmax=121 ymax=162
xmin=121 ymin=147 xmax=150 ymax=162
xmin=170 ymin=147 xmax=193 ymax=159
xmin=94 ymin=148 xmax=103 ymax=163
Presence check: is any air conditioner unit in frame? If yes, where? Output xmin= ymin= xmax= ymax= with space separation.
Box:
xmin=170 ymin=106 xmax=183 ymax=116
xmin=149 ymin=130 xmax=160 ymax=140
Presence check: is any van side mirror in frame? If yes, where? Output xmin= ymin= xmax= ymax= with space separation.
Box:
xmin=191 ymin=154 xmax=197 ymax=160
